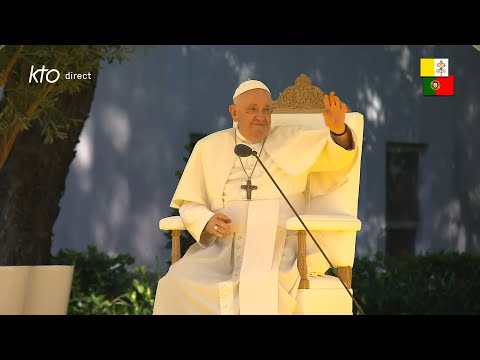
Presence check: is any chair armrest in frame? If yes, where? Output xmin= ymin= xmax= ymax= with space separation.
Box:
xmin=158 ymin=216 xmax=186 ymax=264
xmin=286 ymin=214 xmax=361 ymax=232
xmin=159 ymin=216 xmax=186 ymax=231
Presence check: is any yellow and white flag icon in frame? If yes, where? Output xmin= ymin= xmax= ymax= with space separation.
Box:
xmin=420 ymin=58 xmax=449 ymax=77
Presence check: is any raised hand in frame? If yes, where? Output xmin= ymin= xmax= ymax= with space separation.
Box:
xmin=322 ymin=91 xmax=348 ymax=134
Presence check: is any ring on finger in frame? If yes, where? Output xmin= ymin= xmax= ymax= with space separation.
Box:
xmin=214 ymin=225 xmax=218 ymax=231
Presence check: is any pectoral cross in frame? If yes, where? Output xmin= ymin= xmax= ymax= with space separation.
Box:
xmin=241 ymin=179 xmax=257 ymax=200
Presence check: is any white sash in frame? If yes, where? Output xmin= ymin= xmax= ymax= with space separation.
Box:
xmin=217 ymin=194 xmax=304 ymax=314
xmin=239 ymin=199 xmax=279 ymax=315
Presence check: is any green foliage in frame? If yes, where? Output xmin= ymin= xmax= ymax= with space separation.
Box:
xmin=0 ymin=45 xmax=136 ymax=143
xmin=53 ymin=247 xmax=480 ymax=315
xmin=353 ymin=251 xmax=480 ymax=315
xmin=52 ymin=246 xmax=162 ymax=315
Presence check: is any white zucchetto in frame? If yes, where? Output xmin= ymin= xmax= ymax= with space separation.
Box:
xmin=233 ymin=79 xmax=271 ymax=100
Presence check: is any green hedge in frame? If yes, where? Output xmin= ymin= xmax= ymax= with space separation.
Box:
xmin=353 ymin=251 xmax=480 ymax=315
xmin=53 ymin=247 xmax=480 ymax=315
xmin=53 ymin=246 xmax=161 ymax=315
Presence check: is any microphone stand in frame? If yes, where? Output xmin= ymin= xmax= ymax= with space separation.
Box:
xmin=251 ymin=150 xmax=366 ymax=316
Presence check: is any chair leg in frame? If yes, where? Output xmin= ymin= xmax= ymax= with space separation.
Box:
xmin=171 ymin=230 xmax=182 ymax=264
xmin=336 ymin=266 xmax=352 ymax=288
xmin=297 ymin=230 xmax=309 ymax=289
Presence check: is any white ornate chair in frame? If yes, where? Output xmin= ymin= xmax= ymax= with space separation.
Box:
xmin=159 ymin=74 xmax=364 ymax=315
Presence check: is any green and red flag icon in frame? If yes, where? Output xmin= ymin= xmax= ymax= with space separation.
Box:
xmin=423 ymin=75 xmax=454 ymax=96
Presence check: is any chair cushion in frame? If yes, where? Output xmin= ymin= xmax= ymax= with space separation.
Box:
xmin=294 ymin=275 xmax=353 ymax=314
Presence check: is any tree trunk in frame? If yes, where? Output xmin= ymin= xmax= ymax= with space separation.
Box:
xmin=0 ymin=71 xmax=98 ymax=265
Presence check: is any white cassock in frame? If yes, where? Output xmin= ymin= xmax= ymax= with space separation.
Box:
xmin=153 ymin=125 xmax=359 ymax=315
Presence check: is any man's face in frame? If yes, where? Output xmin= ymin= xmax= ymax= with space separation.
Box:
xmin=229 ymin=89 xmax=272 ymax=142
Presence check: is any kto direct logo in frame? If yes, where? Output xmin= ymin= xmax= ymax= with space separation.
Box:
xmin=29 ymin=65 xmax=92 ymax=83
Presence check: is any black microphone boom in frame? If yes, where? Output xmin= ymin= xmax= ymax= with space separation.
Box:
xmin=235 ymin=144 xmax=366 ymax=315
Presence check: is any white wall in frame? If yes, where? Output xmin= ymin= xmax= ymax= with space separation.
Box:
xmin=52 ymin=45 xmax=480 ymax=273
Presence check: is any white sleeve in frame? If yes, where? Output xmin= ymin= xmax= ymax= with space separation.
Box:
xmin=309 ymin=126 xmax=358 ymax=172
xmin=179 ymin=202 xmax=216 ymax=247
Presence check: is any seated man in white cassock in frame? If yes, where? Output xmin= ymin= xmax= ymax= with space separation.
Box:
xmin=153 ymin=79 xmax=359 ymax=315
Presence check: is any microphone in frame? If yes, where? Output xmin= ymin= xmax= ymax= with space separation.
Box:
xmin=233 ymin=143 xmax=365 ymax=315
xmin=234 ymin=143 xmax=254 ymax=157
